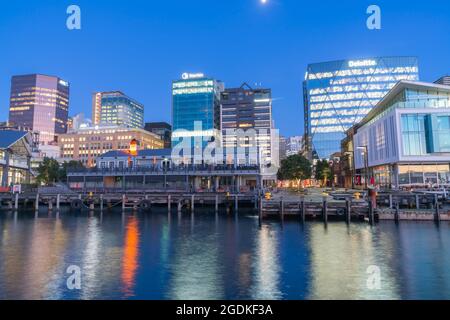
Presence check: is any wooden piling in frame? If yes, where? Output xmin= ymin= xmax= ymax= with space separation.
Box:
xmin=48 ymin=199 xmax=53 ymax=211
xmin=14 ymin=193 xmax=19 ymax=211
xmin=258 ymin=197 xmax=263 ymax=226
xmin=415 ymin=194 xmax=420 ymax=210
xmin=346 ymin=199 xmax=351 ymax=224
xmin=434 ymin=194 xmax=441 ymax=225
xmin=323 ymin=199 xmax=328 ymax=224
xmin=235 ymin=195 xmax=238 ymax=213
xmin=215 ymin=194 xmax=219 ymax=212
xmin=389 ymin=194 xmax=393 ymax=209
xmin=122 ymin=194 xmax=126 ymax=211
xmin=100 ymin=194 xmax=104 ymax=212
xmin=191 ymin=195 xmax=195 ymax=212
xmin=56 ymin=194 xmax=61 ymax=211
xmin=178 ymin=200 xmax=182 ymax=213
xmin=35 ymin=193 xmax=39 ymax=211
xmin=280 ymin=199 xmax=284 ymax=223
xmin=301 ymin=201 xmax=306 ymax=224
xmin=395 ymin=201 xmax=400 ymax=223
xmin=368 ymin=198 xmax=374 ymax=225
xmin=168 ymin=195 xmax=171 ymax=212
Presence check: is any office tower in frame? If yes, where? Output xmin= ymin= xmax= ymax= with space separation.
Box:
xmin=435 ymin=76 xmax=450 ymax=86
xmin=59 ymin=125 xmax=164 ymax=167
xmin=303 ymin=57 xmax=419 ymax=159
xmin=279 ymin=136 xmax=287 ymax=160
xmin=9 ymin=74 xmax=70 ymax=145
xmin=144 ymin=122 xmax=172 ymax=149
xmin=286 ymin=136 xmax=303 ymax=157
xmin=172 ymin=73 xmax=223 ymax=161
xmin=91 ymin=91 xmax=144 ymax=128
xmin=221 ymin=83 xmax=274 ymax=165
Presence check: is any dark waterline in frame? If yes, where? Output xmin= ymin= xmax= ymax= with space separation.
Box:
xmin=0 ymin=208 xmax=449 ymax=300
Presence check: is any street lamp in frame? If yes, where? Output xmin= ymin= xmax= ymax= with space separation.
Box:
xmin=344 ymin=151 xmax=355 ymax=189
xmin=357 ymin=146 xmax=369 ymax=190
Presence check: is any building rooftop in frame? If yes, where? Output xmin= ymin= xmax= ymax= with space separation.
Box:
xmin=99 ymin=148 xmax=172 ymax=158
xmin=0 ymin=130 xmax=29 ymax=149
xmin=359 ymin=80 xmax=450 ymax=127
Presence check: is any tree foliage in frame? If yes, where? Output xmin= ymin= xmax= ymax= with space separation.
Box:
xmin=36 ymin=158 xmax=84 ymax=185
xmin=277 ymin=154 xmax=312 ymax=182
xmin=315 ymin=159 xmax=333 ymax=186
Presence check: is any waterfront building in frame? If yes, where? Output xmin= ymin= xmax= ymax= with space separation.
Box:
xmin=286 ymin=136 xmax=303 ymax=157
xmin=279 ymin=136 xmax=287 ymax=160
xmin=0 ymin=130 xmax=32 ymax=187
xmin=172 ymin=73 xmax=223 ymax=160
xmin=67 ymin=148 xmax=261 ymax=193
xmin=303 ymin=57 xmax=419 ymax=159
xmin=59 ymin=125 xmax=164 ymax=167
xmin=8 ymin=74 xmax=70 ymax=146
xmin=144 ymin=122 xmax=172 ymax=149
xmin=92 ymin=91 xmax=144 ymax=128
xmin=435 ymin=76 xmax=450 ymax=86
xmin=352 ymin=80 xmax=450 ymax=188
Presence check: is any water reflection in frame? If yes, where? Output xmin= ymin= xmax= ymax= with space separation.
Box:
xmin=121 ymin=216 xmax=140 ymax=298
xmin=0 ymin=210 xmax=450 ymax=299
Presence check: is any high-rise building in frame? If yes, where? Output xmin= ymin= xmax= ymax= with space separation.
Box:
xmin=172 ymin=73 xmax=223 ymax=161
xmin=91 ymin=91 xmax=144 ymax=128
xmin=303 ymin=57 xmax=419 ymax=159
xmin=220 ymin=83 xmax=274 ymax=166
xmin=435 ymin=76 xmax=450 ymax=86
xmin=286 ymin=136 xmax=303 ymax=157
xmin=59 ymin=125 xmax=164 ymax=167
xmin=144 ymin=122 xmax=172 ymax=149
xmin=8 ymin=74 xmax=70 ymax=146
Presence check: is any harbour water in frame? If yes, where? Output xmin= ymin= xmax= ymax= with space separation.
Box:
xmin=0 ymin=208 xmax=449 ymax=300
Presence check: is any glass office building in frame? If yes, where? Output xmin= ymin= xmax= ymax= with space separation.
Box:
xmin=92 ymin=91 xmax=144 ymax=129
xmin=303 ymin=57 xmax=419 ymax=159
xmin=9 ymin=74 xmax=70 ymax=145
xmin=353 ymin=81 xmax=450 ymax=188
xmin=172 ymin=73 xmax=223 ymax=159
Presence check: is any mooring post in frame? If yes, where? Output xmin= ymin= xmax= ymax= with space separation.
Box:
xmin=168 ymin=195 xmax=171 ymax=212
xmin=395 ymin=200 xmax=400 ymax=223
xmin=301 ymin=200 xmax=306 ymax=224
xmin=215 ymin=194 xmax=219 ymax=212
xmin=280 ymin=198 xmax=284 ymax=224
xmin=89 ymin=203 xmax=95 ymax=211
xmin=48 ymin=198 xmax=53 ymax=212
xmin=368 ymin=197 xmax=374 ymax=225
xmin=346 ymin=199 xmax=351 ymax=224
xmin=191 ymin=194 xmax=195 ymax=212
xmin=323 ymin=197 xmax=328 ymax=224
xmin=35 ymin=193 xmax=39 ymax=211
xmin=100 ymin=194 xmax=104 ymax=212
xmin=389 ymin=194 xmax=393 ymax=209
xmin=14 ymin=193 xmax=19 ymax=211
xmin=235 ymin=195 xmax=239 ymax=213
xmin=122 ymin=194 xmax=126 ymax=211
xmin=415 ymin=194 xmax=420 ymax=210
xmin=178 ymin=200 xmax=182 ymax=214
xmin=435 ymin=194 xmax=441 ymax=225
xmin=56 ymin=194 xmax=61 ymax=211
xmin=259 ymin=196 xmax=263 ymax=225
xmin=254 ymin=195 xmax=258 ymax=210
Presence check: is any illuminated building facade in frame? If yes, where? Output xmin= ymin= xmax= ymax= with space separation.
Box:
xmin=144 ymin=122 xmax=172 ymax=149
xmin=91 ymin=91 xmax=144 ymax=128
xmin=8 ymin=74 xmax=70 ymax=146
xmin=59 ymin=125 xmax=163 ymax=167
xmin=221 ymin=84 xmax=274 ymax=166
xmin=172 ymin=73 xmax=223 ymax=159
xmin=353 ymin=81 xmax=450 ymax=188
xmin=303 ymin=57 xmax=419 ymax=159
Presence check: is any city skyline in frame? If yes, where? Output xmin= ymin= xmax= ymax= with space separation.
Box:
xmin=1 ymin=1 xmax=450 ymax=137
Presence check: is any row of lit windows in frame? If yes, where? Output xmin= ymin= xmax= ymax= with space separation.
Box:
xmin=329 ymin=74 xmax=418 ymax=86
xmin=173 ymin=80 xmax=214 ymax=89
xmin=308 ymin=66 xmax=419 ymax=80
xmin=309 ymin=99 xmax=378 ymax=111
xmin=310 ymin=91 xmax=387 ymax=103
xmin=310 ymin=108 xmax=372 ymax=119
xmin=309 ymin=83 xmax=394 ymax=96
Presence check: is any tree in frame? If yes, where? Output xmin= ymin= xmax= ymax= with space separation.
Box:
xmin=315 ymin=159 xmax=333 ymax=187
xmin=59 ymin=160 xmax=84 ymax=182
xmin=36 ymin=157 xmax=60 ymax=185
xmin=277 ymin=154 xmax=312 ymax=189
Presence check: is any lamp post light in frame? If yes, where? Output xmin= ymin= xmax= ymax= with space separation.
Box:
xmin=357 ymin=146 xmax=369 ymax=190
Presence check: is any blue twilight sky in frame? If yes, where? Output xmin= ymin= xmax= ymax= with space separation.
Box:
xmin=0 ymin=0 xmax=450 ymax=137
